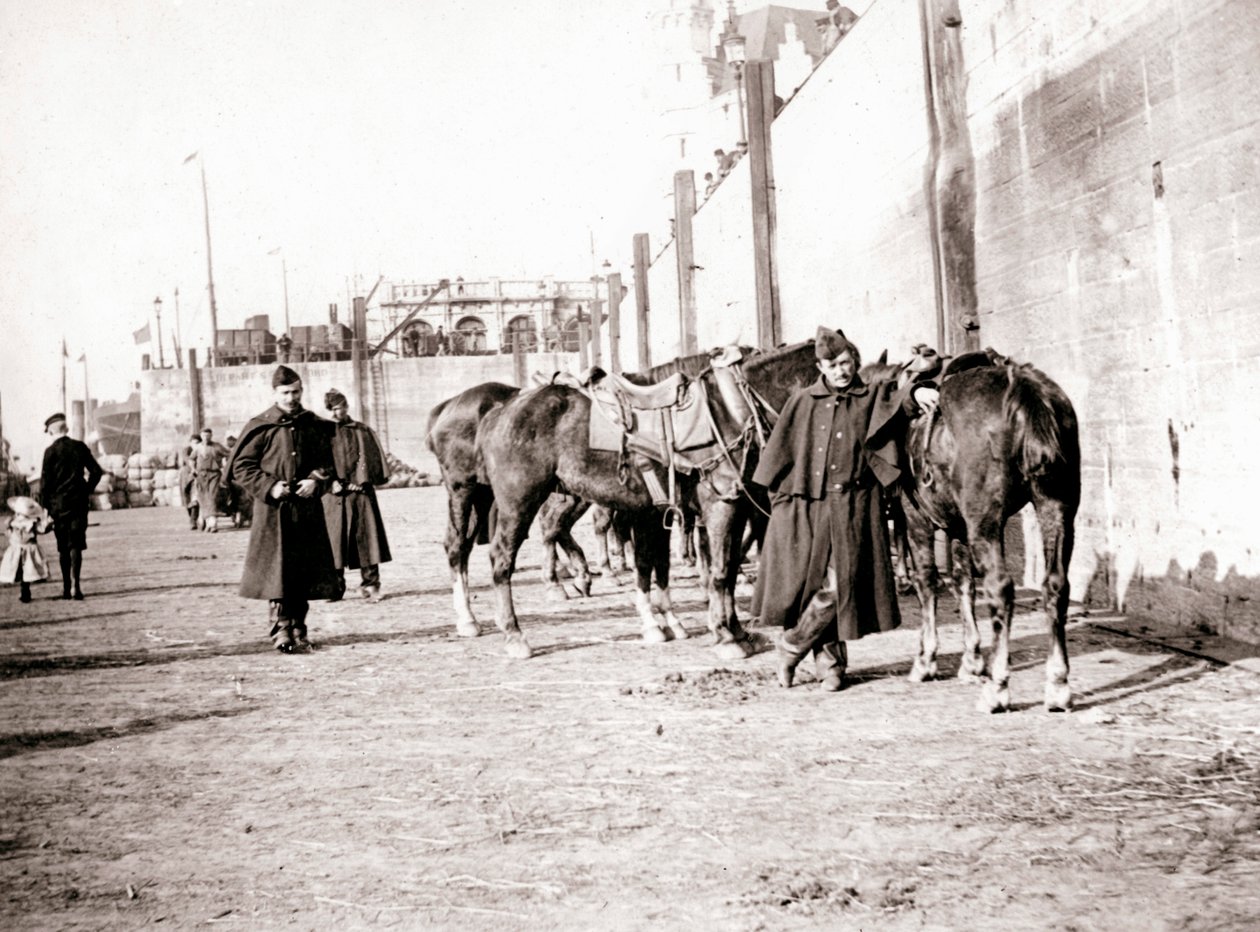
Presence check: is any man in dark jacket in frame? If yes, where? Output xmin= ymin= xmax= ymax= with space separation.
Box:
xmin=322 ymin=389 xmax=392 ymax=602
xmin=39 ymin=412 xmax=104 ymax=600
xmin=752 ymin=327 xmax=937 ymax=691
xmin=227 ymin=365 xmax=340 ymax=653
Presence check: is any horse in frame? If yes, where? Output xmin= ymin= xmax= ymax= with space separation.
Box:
xmin=474 ymin=341 xmax=820 ymax=659
xmin=425 ymin=382 xmax=595 ymax=637
xmin=864 ymin=349 xmax=1080 ymax=712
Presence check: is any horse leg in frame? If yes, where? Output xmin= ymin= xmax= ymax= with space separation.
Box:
xmin=1034 ymin=493 xmax=1075 ymax=711
xmin=969 ymin=530 xmax=1015 ymax=713
xmin=554 ymin=499 xmax=593 ymax=598
xmin=649 ymin=517 xmax=690 ymax=641
xmin=701 ymin=497 xmax=755 ymax=661
xmin=445 ymin=485 xmax=482 ymax=637
xmin=488 ymin=501 xmax=540 ymax=660
xmin=905 ymin=521 xmax=941 ymax=683
xmin=954 ymin=550 xmax=985 ymax=682
xmin=631 ymin=515 xmax=671 ymax=643
xmin=680 ymin=508 xmax=697 ymax=568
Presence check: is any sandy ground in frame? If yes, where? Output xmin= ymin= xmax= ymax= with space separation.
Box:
xmin=2 ymin=486 xmax=1259 ymax=930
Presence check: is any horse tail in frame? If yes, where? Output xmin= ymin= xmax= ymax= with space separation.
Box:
xmin=1002 ymin=364 xmax=1068 ymax=479
xmin=424 ymin=397 xmax=451 ymax=455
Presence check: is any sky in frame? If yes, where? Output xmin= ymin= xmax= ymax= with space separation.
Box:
xmin=0 ymin=0 xmax=693 ymax=469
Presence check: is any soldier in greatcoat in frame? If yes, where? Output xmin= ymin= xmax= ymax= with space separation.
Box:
xmin=321 ymin=389 xmax=392 ymax=602
xmin=178 ymin=434 xmax=201 ymax=530
xmin=752 ymin=326 xmax=938 ymax=691
xmin=227 ymin=365 xmax=340 ymax=653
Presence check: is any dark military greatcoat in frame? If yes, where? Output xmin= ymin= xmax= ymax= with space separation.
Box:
xmin=323 ymin=418 xmax=392 ymax=570
xmin=752 ymin=374 xmax=916 ymax=641
xmin=227 ymin=405 xmax=340 ymax=601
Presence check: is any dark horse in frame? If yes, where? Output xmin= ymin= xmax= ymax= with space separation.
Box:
xmin=475 ymin=341 xmax=820 ymax=659
xmin=865 ymin=350 xmax=1080 ymax=712
xmin=426 ymin=382 xmax=594 ymax=637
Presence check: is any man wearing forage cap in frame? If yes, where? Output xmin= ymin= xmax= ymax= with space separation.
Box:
xmin=39 ymin=412 xmax=103 ymax=599
xmin=751 ymin=326 xmax=938 ymax=692
xmin=322 ymin=389 xmax=392 ymax=602
xmin=226 ymin=365 xmax=340 ymax=653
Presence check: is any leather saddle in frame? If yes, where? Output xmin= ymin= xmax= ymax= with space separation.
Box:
xmin=587 ymin=370 xmax=718 ymax=508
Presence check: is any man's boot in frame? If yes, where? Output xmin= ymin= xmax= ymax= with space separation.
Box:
xmin=269 ymin=601 xmax=294 ymax=653
xmin=776 ymin=587 xmax=838 ymax=688
xmin=814 ymin=641 xmax=848 ymax=692
xmin=291 ymin=601 xmax=312 ymax=652
xmin=19 ymin=582 xmax=31 ymax=603
xmin=59 ymin=553 xmax=72 ymax=600
xmin=70 ymin=549 xmax=84 ymax=600
xmin=329 ymin=570 xmax=346 ymax=602
xmin=361 ymin=565 xmax=381 ymax=602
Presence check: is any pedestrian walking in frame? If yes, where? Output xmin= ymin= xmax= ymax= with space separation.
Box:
xmin=1 ymin=496 xmax=53 ymax=603
xmin=39 ymin=412 xmax=104 ymax=600
xmin=322 ymin=389 xmax=392 ymax=602
xmin=227 ymin=365 xmax=340 ymax=653
xmin=751 ymin=326 xmax=937 ymax=691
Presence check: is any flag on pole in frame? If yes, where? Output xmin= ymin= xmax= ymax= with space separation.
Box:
xmin=62 ymin=338 xmax=68 ymax=358
xmin=133 ymin=323 xmax=151 ymax=344
xmin=183 ymin=151 xmax=199 ymax=164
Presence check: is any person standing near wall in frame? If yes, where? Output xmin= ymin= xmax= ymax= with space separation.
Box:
xmin=751 ymin=327 xmax=937 ymax=692
xmin=322 ymin=389 xmax=392 ymax=602
xmin=39 ymin=412 xmax=103 ymax=600
xmin=227 ymin=365 xmax=340 ymax=653
xmin=192 ymin=427 xmax=230 ymax=532
xmin=178 ymin=434 xmax=201 ymax=530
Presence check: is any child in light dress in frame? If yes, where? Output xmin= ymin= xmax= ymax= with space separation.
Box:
xmin=1 ymin=496 xmax=52 ymax=603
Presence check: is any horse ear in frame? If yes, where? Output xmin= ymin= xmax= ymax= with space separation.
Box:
xmin=878 ymin=349 xmax=888 ymax=365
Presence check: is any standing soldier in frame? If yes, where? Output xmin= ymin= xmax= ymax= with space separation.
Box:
xmin=192 ymin=427 xmax=230 ymax=532
xmin=227 ymin=365 xmax=340 ymax=653
xmin=39 ymin=412 xmax=104 ymax=600
xmin=322 ymin=389 xmax=391 ymax=602
xmin=752 ymin=327 xmax=937 ymax=692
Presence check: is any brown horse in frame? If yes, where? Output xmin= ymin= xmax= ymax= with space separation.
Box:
xmin=474 ymin=341 xmax=820 ymax=659
xmin=865 ymin=350 xmax=1080 ymax=712
xmin=425 ymin=382 xmax=594 ymax=637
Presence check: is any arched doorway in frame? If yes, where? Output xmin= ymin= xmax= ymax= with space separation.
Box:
xmin=453 ymin=316 xmax=487 ymax=355
xmin=401 ymin=320 xmax=434 ymax=357
xmin=503 ymin=315 xmax=538 ymax=353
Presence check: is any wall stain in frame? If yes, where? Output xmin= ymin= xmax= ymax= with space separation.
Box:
xmin=1168 ymin=418 xmax=1181 ymax=505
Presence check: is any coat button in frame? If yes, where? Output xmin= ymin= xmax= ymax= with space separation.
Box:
xmin=836 ymin=431 xmax=843 ymax=438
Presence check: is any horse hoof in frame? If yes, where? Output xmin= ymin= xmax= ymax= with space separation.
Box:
xmin=641 ymin=626 xmax=669 ymax=644
xmin=544 ymin=585 xmax=569 ymax=603
xmin=455 ymin=622 xmax=481 ymax=638
xmin=1044 ymin=682 xmax=1072 ymax=712
xmin=714 ymin=639 xmax=753 ymax=662
xmin=978 ymin=682 xmax=1010 ymax=714
xmin=957 ymin=656 xmax=986 ymax=682
xmin=574 ymin=578 xmax=592 ymax=598
xmin=908 ymin=659 xmax=938 ymax=683
xmin=504 ymin=636 xmax=533 ymax=660
xmin=667 ymin=621 xmax=691 ymax=641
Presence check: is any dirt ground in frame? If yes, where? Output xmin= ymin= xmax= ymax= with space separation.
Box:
xmin=2 ymin=486 xmax=1258 ymax=931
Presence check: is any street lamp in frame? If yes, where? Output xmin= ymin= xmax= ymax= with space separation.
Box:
xmin=721 ymin=2 xmax=747 ymax=146
xmin=153 ymin=296 xmax=165 ymax=368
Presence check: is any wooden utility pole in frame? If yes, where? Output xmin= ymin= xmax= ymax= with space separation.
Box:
xmin=746 ymin=59 xmax=781 ymax=350
xmin=632 ymin=233 xmax=651 ymax=369
xmin=606 ymin=272 xmax=623 ymax=374
xmin=920 ymin=0 xmax=979 ymax=354
xmin=673 ymin=170 xmax=698 ymax=355
xmin=577 ymin=317 xmax=590 ymax=370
